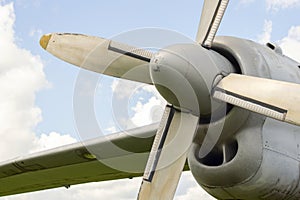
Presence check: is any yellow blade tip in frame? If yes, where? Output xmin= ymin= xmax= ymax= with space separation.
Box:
xmin=39 ymin=34 xmax=52 ymax=49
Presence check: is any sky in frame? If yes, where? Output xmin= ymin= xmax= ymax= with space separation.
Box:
xmin=0 ymin=0 xmax=300 ymax=199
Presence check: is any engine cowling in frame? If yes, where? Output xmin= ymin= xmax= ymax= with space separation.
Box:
xmin=149 ymin=43 xmax=235 ymax=118
xmin=188 ymin=36 xmax=300 ymax=200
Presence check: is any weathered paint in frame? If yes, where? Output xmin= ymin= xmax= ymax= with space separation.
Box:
xmin=40 ymin=33 xmax=153 ymax=84
xmin=214 ymin=73 xmax=300 ymax=126
xmin=138 ymin=106 xmax=199 ymax=200
xmin=189 ymin=36 xmax=300 ymax=200
xmin=196 ymin=0 xmax=229 ymax=47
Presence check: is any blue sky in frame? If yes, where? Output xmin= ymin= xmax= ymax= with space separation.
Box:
xmin=12 ymin=0 xmax=300 ymax=138
xmin=1 ymin=0 xmax=300 ymax=199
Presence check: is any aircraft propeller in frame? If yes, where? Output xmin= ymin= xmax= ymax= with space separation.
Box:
xmin=39 ymin=0 xmax=300 ymax=199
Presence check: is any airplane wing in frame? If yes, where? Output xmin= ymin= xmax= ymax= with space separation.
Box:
xmin=0 ymin=123 xmax=190 ymax=197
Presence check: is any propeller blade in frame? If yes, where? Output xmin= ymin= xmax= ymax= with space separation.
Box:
xmin=196 ymin=0 xmax=229 ymax=48
xmin=40 ymin=33 xmax=153 ymax=84
xmin=138 ymin=106 xmax=199 ymax=200
xmin=213 ymin=73 xmax=300 ymax=126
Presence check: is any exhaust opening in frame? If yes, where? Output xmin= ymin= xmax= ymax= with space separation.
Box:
xmin=197 ymin=139 xmax=238 ymax=167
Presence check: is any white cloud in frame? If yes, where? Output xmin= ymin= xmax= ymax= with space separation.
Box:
xmin=278 ymin=26 xmax=300 ymax=63
xmin=129 ymin=85 xmax=166 ymax=127
xmin=266 ymin=0 xmax=300 ymax=11
xmin=4 ymin=178 xmax=142 ymax=200
xmin=175 ymin=186 xmax=216 ymax=200
xmin=104 ymin=126 xmax=118 ymax=134
xmin=30 ymin=132 xmax=77 ymax=153
xmin=111 ymin=79 xmax=142 ymax=99
xmin=257 ymin=20 xmax=273 ymax=44
xmin=131 ymin=96 xmax=165 ymax=126
xmin=175 ymin=172 xmax=216 ymax=200
xmin=108 ymin=79 xmax=167 ymax=130
xmin=5 ymin=172 xmax=215 ymax=200
xmin=0 ymin=2 xmax=48 ymax=161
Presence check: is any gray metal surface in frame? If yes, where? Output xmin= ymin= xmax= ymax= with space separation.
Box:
xmin=188 ymin=36 xmax=300 ymax=199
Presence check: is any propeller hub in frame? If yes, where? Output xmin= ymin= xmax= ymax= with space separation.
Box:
xmin=150 ymin=44 xmax=235 ymax=118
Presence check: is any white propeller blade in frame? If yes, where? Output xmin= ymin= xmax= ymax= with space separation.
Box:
xmin=213 ymin=74 xmax=300 ymax=126
xmin=138 ymin=106 xmax=199 ymax=200
xmin=40 ymin=33 xmax=153 ymax=84
xmin=196 ymin=0 xmax=229 ymax=48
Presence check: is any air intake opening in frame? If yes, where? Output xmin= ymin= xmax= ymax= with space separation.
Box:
xmin=199 ymin=147 xmax=224 ymax=166
xmin=266 ymin=42 xmax=283 ymax=54
xmin=197 ymin=139 xmax=238 ymax=167
xmin=266 ymin=42 xmax=275 ymax=50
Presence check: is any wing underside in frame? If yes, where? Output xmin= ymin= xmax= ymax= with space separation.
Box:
xmin=0 ymin=124 xmax=189 ymax=197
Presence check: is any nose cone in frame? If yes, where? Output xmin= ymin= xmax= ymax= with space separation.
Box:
xmin=150 ymin=43 xmax=236 ymax=116
xmin=39 ymin=34 xmax=51 ymax=49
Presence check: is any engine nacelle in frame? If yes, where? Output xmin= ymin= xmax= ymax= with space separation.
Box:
xmin=188 ymin=36 xmax=300 ymax=200
xmin=189 ymin=112 xmax=300 ymax=199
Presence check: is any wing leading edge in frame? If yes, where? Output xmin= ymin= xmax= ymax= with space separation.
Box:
xmin=0 ymin=123 xmax=189 ymax=197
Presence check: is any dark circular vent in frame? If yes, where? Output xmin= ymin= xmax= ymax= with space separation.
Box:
xmin=197 ymin=139 xmax=238 ymax=167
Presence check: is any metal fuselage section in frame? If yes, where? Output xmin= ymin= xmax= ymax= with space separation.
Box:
xmin=188 ymin=36 xmax=300 ymax=200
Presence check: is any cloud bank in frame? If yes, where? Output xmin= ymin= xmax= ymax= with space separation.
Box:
xmin=0 ymin=2 xmax=47 ymax=161
xmin=257 ymin=20 xmax=273 ymax=44
xmin=279 ymin=26 xmax=300 ymax=63
xmin=266 ymin=0 xmax=300 ymax=11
